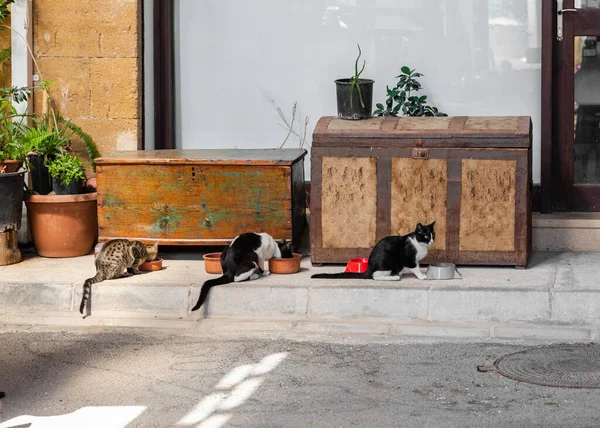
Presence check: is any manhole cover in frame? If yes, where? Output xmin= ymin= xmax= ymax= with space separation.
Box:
xmin=492 ymin=344 xmax=600 ymax=388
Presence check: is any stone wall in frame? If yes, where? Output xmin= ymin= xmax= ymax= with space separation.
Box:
xmin=32 ymin=0 xmax=142 ymax=175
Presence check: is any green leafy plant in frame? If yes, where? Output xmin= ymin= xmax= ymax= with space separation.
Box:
xmin=19 ymin=109 xmax=101 ymax=171
xmin=373 ymin=66 xmax=446 ymax=117
xmin=0 ymin=96 xmax=29 ymax=162
xmin=47 ymin=148 xmax=85 ymax=186
xmin=350 ymin=43 xmax=366 ymax=109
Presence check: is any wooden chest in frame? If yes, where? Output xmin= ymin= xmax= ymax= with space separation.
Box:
xmin=95 ymin=149 xmax=307 ymax=246
xmin=310 ymin=116 xmax=532 ymax=267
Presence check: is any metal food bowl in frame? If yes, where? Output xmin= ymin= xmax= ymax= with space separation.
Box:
xmin=426 ymin=263 xmax=461 ymax=280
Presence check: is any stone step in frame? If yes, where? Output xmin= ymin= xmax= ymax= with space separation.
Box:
xmin=533 ymin=212 xmax=600 ymax=251
xmin=1 ymin=250 xmax=600 ymax=340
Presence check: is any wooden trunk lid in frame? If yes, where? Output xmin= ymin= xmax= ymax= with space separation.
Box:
xmin=313 ymin=116 xmax=532 ymax=148
xmin=95 ymin=148 xmax=307 ymax=166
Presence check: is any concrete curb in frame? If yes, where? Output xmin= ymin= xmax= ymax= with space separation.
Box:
xmin=2 ymin=250 xmax=600 ymax=341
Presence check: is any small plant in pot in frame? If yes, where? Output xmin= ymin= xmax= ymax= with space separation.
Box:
xmin=335 ymin=44 xmax=374 ymax=120
xmin=47 ymin=148 xmax=86 ymax=195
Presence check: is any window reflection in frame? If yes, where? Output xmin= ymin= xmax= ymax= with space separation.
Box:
xmin=574 ymin=36 xmax=600 ymax=184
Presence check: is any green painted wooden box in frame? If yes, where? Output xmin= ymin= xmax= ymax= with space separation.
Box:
xmin=95 ymin=149 xmax=307 ymax=246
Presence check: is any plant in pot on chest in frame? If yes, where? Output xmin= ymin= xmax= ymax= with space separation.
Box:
xmin=335 ymin=44 xmax=374 ymax=120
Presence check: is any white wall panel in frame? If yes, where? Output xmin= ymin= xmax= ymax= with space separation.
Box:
xmin=175 ymin=0 xmax=541 ymax=182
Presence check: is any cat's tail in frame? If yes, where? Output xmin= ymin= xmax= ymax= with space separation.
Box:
xmin=79 ymin=272 xmax=104 ymax=315
xmin=191 ymin=275 xmax=232 ymax=312
xmin=311 ymin=272 xmax=367 ymax=279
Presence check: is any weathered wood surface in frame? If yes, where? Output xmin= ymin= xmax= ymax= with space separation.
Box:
xmin=391 ymin=158 xmax=448 ymax=250
xmin=310 ymin=116 xmax=532 ymax=267
xmin=95 ymin=149 xmax=307 ymax=165
xmin=459 ymin=159 xmax=516 ymax=252
xmin=321 ymin=157 xmax=377 ymax=248
xmin=97 ymin=149 xmax=307 ymax=246
xmin=0 ymin=230 xmax=22 ymax=266
xmin=313 ymin=116 xmax=532 ymax=147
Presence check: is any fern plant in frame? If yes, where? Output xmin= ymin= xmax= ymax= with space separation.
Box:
xmin=20 ymin=111 xmax=101 ymax=171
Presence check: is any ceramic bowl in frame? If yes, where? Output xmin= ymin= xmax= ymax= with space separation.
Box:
xmin=203 ymin=252 xmax=223 ymax=274
xmin=426 ymin=263 xmax=459 ymax=280
xmin=344 ymin=257 xmax=369 ymax=273
xmin=269 ymin=253 xmax=302 ymax=274
xmin=139 ymin=258 xmax=163 ymax=272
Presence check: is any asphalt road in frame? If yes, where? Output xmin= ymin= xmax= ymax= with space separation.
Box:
xmin=0 ymin=327 xmax=598 ymax=428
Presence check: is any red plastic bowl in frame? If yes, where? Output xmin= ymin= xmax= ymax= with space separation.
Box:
xmin=345 ymin=258 xmax=369 ymax=273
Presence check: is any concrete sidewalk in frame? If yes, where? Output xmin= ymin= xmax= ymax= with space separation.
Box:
xmin=0 ymin=248 xmax=599 ymax=341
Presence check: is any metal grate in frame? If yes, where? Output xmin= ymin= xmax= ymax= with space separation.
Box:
xmin=493 ymin=344 xmax=600 ymax=388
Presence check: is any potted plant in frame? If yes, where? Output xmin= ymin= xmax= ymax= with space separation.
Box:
xmin=22 ymin=108 xmax=101 ymax=194
xmin=46 ymin=148 xmax=85 ymax=195
xmin=24 ymin=153 xmax=97 ymax=257
xmin=335 ymin=44 xmax=374 ymax=120
xmin=24 ymin=123 xmax=101 ymax=258
xmin=373 ymin=66 xmax=447 ymax=117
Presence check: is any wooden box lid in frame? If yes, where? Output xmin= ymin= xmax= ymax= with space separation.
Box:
xmin=312 ymin=116 xmax=532 ymax=148
xmin=95 ymin=148 xmax=308 ymax=166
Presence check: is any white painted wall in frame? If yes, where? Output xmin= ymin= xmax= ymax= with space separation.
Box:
xmin=175 ymin=0 xmax=542 ymax=182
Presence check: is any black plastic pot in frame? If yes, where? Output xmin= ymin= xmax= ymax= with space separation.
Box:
xmin=52 ymin=177 xmax=83 ymax=195
xmin=335 ymin=78 xmax=374 ymax=120
xmin=0 ymin=169 xmax=25 ymax=232
xmin=29 ymin=154 xmax=52 ymax=195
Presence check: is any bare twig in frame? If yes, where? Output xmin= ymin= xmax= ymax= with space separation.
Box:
xmin=265 ymin=96 xmax=310 ymax=149
xmin=279 ymin=102 xmax=297 ymax=149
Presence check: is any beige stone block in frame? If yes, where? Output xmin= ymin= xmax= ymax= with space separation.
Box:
xmin=90 ymin=58 xmax=139 ymax=119
xmin=33 ymin=0 xmax=139 ymax=58
xmin=68 ymin=118 xmax=140 ymax=177
xmin=33 ymin=58 xmax=90 ymax=118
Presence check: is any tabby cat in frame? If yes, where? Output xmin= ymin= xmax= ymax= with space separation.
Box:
xmin=311 ymin=222 xmax=435 ymax=281
xmin=79 ymin=239 xmax=159 ymax=315
xmin=191 ymin=232 xmax=293 ymax=312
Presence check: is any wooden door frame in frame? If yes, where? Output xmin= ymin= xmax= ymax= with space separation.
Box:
xmin=540 ymin=0 xmax=554 ymax=213
xmin=541 ymin=1 xmax=600 ymax=212
xmin=153 ymin=0 xmax=175 ymax=150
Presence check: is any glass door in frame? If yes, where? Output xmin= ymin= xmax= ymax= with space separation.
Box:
xmin=555 ymin=0 xmax=600 ymax=210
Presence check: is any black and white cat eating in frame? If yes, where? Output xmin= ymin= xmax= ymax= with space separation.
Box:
xmin=191 ymin=232 xmax=292 ymax=311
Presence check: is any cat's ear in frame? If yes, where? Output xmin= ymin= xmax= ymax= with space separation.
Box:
xmin=429 ymin=221 xmax=436 ymax=228
xmin=416 ymin=223 xmax=424 ymax=231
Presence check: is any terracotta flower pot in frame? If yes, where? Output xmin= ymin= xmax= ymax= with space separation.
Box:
xmin=24 ymin=192 xmax=98 ymax=258
xmin=0 ymin=160 xmax=22 ymax=174
xmin=203 ymin=252 xmax=223 ymax=274
xmin=140 ymin=257 xmax=163 ymax=271
xmin=269 ymin=253 xmax=302 ymax=274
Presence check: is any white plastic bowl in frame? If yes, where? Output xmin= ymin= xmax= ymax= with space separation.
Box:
xmin=426 ymin=263 xmax=461 ymax=280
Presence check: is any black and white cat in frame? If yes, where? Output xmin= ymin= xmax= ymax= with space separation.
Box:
xmin=312 ymin=222 xmax=435 ymax=281
xmin=191 ymin=232 xmax=293 ymax=311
